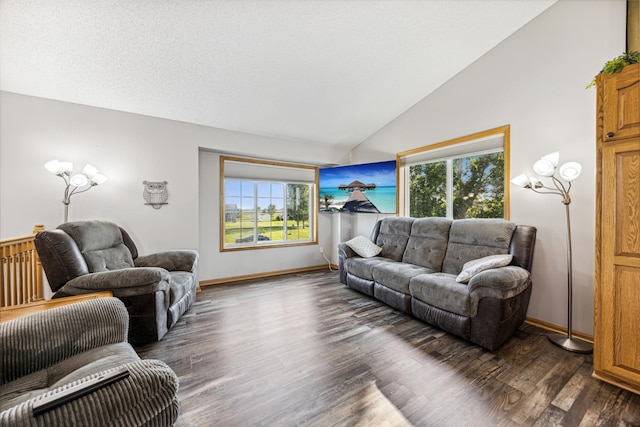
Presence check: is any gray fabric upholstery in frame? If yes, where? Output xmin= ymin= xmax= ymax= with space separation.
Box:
xmin=59 ymin=221 xmax=135 ymax=272
xmin=402 ymin=217 xmax=452 ymax=270
xmin=467 ymin=266 xmax=531 ymax=300
xmin=35 ymin=220 xmax=199 ymax=343
xmin=409 ymin=272 xmax=471 ymax=316
xmin=411 ymin=298 xmax=470 ymax=339
xmin=374 ymin=217 xmax=414 ymax=261
xmin=338 ymin=216 xmax=536 ymax=350
xmin=373 ymin=262 xmax=434 ymax=294
xmin=345 ymin=274 xmax=375 ymax=296
xmin=374 ymin=283 xmax=412 ymax=313
xmin=0 ymin=298 xmax=179 ymax=426
xmin=346 ymin=256 xmax=396 ymax=281
xmin=441 ymin=219 xmax=516 ymax=275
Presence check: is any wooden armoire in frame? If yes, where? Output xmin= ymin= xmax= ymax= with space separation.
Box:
xmin=593 ymin=62 xmax=640 ymax=395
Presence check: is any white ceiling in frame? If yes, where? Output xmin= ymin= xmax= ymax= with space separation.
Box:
xmin=0 ymin=0 xmax=556 ymax=149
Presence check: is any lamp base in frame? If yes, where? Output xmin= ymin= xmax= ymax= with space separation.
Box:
xmin=548 ymin=333 xmax=593 ymax=354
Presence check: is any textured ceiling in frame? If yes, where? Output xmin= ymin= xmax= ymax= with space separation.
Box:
xmin=0 ymin=1 xmax=556 ymax=149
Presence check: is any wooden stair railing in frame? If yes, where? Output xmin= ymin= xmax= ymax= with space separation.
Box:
xmin=0 ymin=225 xmax=45 ymax=307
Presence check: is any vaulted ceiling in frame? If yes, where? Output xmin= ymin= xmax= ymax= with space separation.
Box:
xmin=0 ymin=0 xmax=556 ymax=149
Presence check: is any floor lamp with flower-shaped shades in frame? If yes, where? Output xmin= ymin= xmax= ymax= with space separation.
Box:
xmin=44 ymin=160 xmax=108 ymax=223
xmin=511 ymin=151 xmax=593 ymax=354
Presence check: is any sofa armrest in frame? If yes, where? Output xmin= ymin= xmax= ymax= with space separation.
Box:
xmin=1 ymin=298 xmax=128 ymax=384
xmin=0 ymin=360 xmax=178 ymax=427
xmin=338 ymin=242 xmax=359 ymax=284
xmin=60 ymin=268 xmax=171 ymax=298
xmin=468 ymin=266 xmax=531 ymax=300
xmin=134 ymin=250 xmax=198 ymax=273
xmin=338 ymin=242 xmax=357 ymax=259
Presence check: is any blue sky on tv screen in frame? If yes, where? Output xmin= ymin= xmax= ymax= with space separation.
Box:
xmin=319 ymin=160 xmax=396 ymax=188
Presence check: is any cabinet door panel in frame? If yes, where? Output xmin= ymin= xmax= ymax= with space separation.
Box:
xmin=613 ymin=266 xmax=640 ymax=372
xmin=603 ymin=63 xmax=640 ymax=142
xmin=599 ymin=139 xmax=640 ymax=387
xmin=614 ymin=150 xmax=640 ymax=256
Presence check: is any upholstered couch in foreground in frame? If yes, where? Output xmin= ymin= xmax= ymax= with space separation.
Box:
xmin=338 ymin=217 xmax=536 ymax=350
xmin=0 ymin=298 xmax=179 ymax=426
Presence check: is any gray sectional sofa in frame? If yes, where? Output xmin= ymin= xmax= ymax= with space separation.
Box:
xmin=338 ymin=217 xmax=537 ymax=350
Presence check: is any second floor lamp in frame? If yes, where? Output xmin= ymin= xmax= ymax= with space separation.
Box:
xmin=511 ymin=151 xmax=592 ymax=354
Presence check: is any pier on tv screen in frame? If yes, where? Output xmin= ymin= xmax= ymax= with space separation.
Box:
xmin=319 ymin=160 xmax=397 ymax=214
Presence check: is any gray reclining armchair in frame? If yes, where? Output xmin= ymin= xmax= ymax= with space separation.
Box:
xmin=0 ymin=297 xmax=179 ymax=426
xmin=35 ymin=220 xmax=198 ymax=343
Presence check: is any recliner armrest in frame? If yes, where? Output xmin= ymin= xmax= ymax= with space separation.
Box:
xmin=467 ymin=266 xmax=531 ymax=299
xmin=61 ymin=268 xmax=171 ymax=298
xmin=1 ymin=298 xmax=128 ymax=384
xmin=134 ymin=250 xmax=199 ymax=273
xmin=0 ymin=360 xmax=178 ymax=426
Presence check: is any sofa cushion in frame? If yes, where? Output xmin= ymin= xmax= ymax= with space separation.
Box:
xmin=373 ymin=262 xmax=435 ymax=294
xmin=409 ymin=273 xmax=471 ymax=317
xmin=345 ymin=236 xmax=382 ymax=258
xmin=456 ymin=254 xmax=513 ymax=284
xmin=346 ymin=257 xmax=397 ymax=281
xmin=374 ymin=217 xmax=414 ymax=261
xmin=402 ymin=217 xmax=452 ymax=270
xmin=442 ymin=219 xmax=516 ymax=275
xmin=59 ymin=221 xmax=135 ymax=272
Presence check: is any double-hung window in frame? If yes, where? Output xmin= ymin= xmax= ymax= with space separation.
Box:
xmin=221 ymin=156 xmax=317 ymax=250
xmin=398 ymin=126 xmax=510 ymax=220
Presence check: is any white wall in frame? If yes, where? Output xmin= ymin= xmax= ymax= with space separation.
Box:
xmin=198 ymin=149 xmax=335 ymax=281
xmin=349 ymin=1 xmax=626 ymax=335
xmin=0 ymin=0 xmax=626 ymax=334
xmin=0 ymin=93 xmax=345 ymax=281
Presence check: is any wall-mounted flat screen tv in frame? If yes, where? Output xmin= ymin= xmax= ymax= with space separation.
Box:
xmin=319 ymin=160 xmax=397 ymax=214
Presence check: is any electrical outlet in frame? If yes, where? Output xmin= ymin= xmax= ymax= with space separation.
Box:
xmin=319 ymin=246 xmax=324 ymax=254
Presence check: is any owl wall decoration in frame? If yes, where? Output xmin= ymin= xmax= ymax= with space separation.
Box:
xmin=143 ymin=181 xmax=169 ymax=209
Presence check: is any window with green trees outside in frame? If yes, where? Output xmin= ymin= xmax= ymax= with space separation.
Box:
xmin=400 ymin=126 xmax=509 ymax=220
xmin=409 ymin=152 xmax=504 ymax=219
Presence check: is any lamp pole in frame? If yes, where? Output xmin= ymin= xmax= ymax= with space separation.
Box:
xmin=511 ymin=153 xmax=592 ymax=354
xmin=546 ymin=196 xmax=592 ymax=353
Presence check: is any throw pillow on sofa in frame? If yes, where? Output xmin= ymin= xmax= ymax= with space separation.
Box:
xmin=346 ymin=236 xmax=382 ymax=258
xmin=456 ymin=254 xmax=513 ymax=283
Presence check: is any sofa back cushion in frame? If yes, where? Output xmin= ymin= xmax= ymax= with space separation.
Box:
xmin=34 ymin=229 xmax=90 ymax=292
xmin=58 ymin=221 xmax=135 ymax=273
xmin=402 ymin=217 xmax=452 ymax=270
xmin=373 ymin=217 xmax=414 ymax=261
xmin=442 ymin=219 xmax=516 ymax=275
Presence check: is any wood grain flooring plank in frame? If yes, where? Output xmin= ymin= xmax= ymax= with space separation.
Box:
xmin=134 ymin=271 xmax=640 ymax=426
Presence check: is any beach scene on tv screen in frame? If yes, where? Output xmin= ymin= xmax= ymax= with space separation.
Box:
xmin=319 ymin=160 xmax=397 ymax=213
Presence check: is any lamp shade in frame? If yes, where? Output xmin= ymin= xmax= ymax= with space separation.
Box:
xmin=510 ymin=173 xmax=530 ymax=188
xmin=82 ymin=164 xmax=99 ymax=179
xmin=559 ymin=162 xmax=582 ymax=181
xmin=541 ymin=152 xmax=560 ymax=167
xmin=91 ymin=173 xmax=108 ymax=185
xmin=59 ymin=162 xmax=73 ymax=174
xmin=532 ymin=158 xmax=555 ymax=177
xmin=44 ymin=160 xmax=63 ymax=175
xmin=69 ymin=174 xmax=89 ymax=187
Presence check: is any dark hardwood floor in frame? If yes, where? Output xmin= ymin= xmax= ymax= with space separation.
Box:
xmin=135 ymin=270 xmax=640 ymax=426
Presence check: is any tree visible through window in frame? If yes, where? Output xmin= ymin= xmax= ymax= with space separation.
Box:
xmin=224 ymin=180 xmax=313 ymax=246
xmin=401 ymin=126 xmax=509 ymax=220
